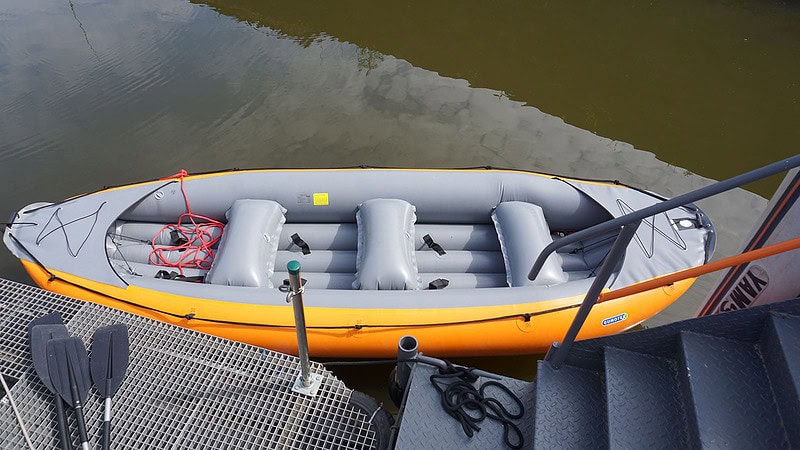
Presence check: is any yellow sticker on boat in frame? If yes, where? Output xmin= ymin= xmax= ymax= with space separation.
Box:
xmin=313 ymin=193 xmax=329 ymax=206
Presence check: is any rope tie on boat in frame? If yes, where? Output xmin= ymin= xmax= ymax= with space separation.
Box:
xmin=148 ymin=170 xmax=225 ymax=275
xmin=279 ymin=278 xmax=307 ymax=293
xmin=430 ymin=361 xmax=524 ymax=449
xmin=285 ymin=285 xmax=304 ymax=303
xmin=366 ymin=403 xmax=385 ymax=425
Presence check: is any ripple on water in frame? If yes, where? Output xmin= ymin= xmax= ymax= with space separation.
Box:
xmin=0 ymin=135 xmax=60 ymax=163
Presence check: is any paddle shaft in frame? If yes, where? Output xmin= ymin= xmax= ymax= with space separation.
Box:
xmin=102 ymin=410 xmax=111 ymax=450
xmin=102 ymin=382 xmax=112 ymax=450
xmin=67 ymin=363 xmax=90 ymax=450
xmin=54 ymin=397 xmax=71 ymax=450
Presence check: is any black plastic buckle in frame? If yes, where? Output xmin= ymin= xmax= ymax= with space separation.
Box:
xmin=422 ymin=234 xmax=446 ymax=256
xmin=290 ymin=233 xmax=311 ymax=255
xmin=428 ymin=278 xmax=449 ymax=290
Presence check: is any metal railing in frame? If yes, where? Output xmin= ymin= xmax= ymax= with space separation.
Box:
xmin=541 ymin=154 xmax=800 ymax=369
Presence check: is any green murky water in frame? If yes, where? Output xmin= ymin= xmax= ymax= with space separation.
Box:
xmin=1 ymin=0 xmax=798 ymax=411
xmin=200 ymin=0 xmax=800 ymax=196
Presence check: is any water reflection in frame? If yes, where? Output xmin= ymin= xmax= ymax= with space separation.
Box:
xmin=200 ymin=0 xmax=800 ymax=196
xmin=0 ymin=0 xmax=776 ymax=391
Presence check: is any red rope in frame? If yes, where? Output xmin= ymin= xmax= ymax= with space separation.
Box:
xmin=149 ymin=170 xmax=224 ymax=275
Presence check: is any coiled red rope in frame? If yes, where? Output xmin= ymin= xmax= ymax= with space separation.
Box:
xmin=148 ymin=170 xmax=224 ymax=275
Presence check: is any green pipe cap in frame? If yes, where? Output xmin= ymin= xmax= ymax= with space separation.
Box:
xmin=287 ymin=260 xmax=301 ymax=275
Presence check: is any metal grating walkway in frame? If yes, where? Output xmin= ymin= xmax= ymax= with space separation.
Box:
xmin=0 ymin=278 xmax=377 ymax=449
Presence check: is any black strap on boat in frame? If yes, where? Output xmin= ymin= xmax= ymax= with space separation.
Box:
xmin=422 ymin=234 xmax=446 ymax=255
xmin=169 ymin=229 xmax=189 ymax=246
xmin=279 ymin=278 xmax=308 ymax=292
xmin=429 ymin=361 xmax=524 ymax=449
xmin=428 ymin=278 xmax=449 ymax=290
xmin=290 ymin=233 xmax=311 ymax=255
xmin=155 ymin=270 xmax=204 ymax=283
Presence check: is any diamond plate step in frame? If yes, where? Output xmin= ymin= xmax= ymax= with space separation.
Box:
xmin=604 ymin=347 xmax=688 ymax=449
xmin=567 ymin=297 xmax=800 ymax=371
xmin=394 ymin=364 xmax=536 ymax=450
xmin=761 ymin=313 xmax=800 ymax=447
xmin=533 ymin=361 xmax=607 ymax=449
xmin=678 ymin=331 xmax=789 ymax=449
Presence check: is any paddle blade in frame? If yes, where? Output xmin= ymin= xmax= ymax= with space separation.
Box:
xmin=90 ymin=324 xmax=130 ymax=396
xmin=46 ymin=337 xmax=91 ymax=407
xmin=27 ymin=313 xmax=64 ymax=342
xmin=30 ymin=325 xmax=69 ymax=393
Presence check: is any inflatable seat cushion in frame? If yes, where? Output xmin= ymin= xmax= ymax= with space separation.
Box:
xmin=492 ymin=201 xmax=566 ymax=287
xmin=353 ymin=198 xmax=420 ymax=290
xmin=206 ymin=199 xmax=286 ymax=287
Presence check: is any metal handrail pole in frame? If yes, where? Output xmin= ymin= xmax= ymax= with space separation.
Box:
xmin=287 ymin=260 xmax=312 ymax=387
xmin=528 ymin=154 xmax=800 ymax=281
xmin=598 ymin=236 xmax=800 ymax=303
xmin=544 ymin=220 xmax=641 ymax=369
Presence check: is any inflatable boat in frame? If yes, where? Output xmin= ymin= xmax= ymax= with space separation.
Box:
xmin=3 ymin=168 xmax=715 ymax=357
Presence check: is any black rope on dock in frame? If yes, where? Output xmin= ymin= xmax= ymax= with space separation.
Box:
xmin=430 ymin=361 xmax=524 ymax=449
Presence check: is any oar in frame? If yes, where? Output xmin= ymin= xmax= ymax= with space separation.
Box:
xmin=90 ymin=324 xmax=130 ymax=450
xmin=47 ymin=337 xmax=92 ymax=450
xmin=28 ymin=314 xmax=71 ymax=450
